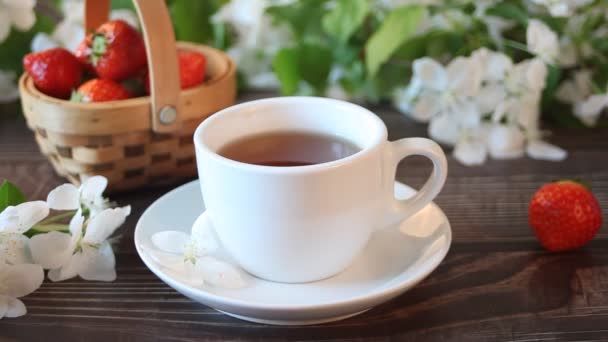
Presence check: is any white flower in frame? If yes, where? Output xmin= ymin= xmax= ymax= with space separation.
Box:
xmin=492 ymin=96 xmax=541 ymax=132
xmin=471 ymin=48 xmax=513 ymax=114
xmin=0 ymin=70 xmax=19 ymax=104
xmin=0 ymin=201 xmax=49 ymax=265
xmin=453 ymin=127 xmax=489 ymax=166
xmin=0 ymin=0 xmax=36 ymax=43
xmin=46 ymin=176 xmax=109 ymax=216
xmin=556 ymin=70 xmax=592 ymax=104
xmin=527 ymin=19 xmax=559 ymax=64
xmin=505 ymin=58 xmax=548 ymax=96
xmin=213 ymin=0 xmax=292 ymax=89
xmin=151 ymin=221 xmax=244 ymax=289
xmin=473 ymin=48 xmax=514 ymax=83
xmin=526 ymin=140 xmax=567 ymax=161
xmin=487 ymin=124 xmax=526 ymax=159
xmin=0 ymin=261 xmax=43 ymax=319
xmin=29 ymin=206 xmax=130 ymax=281
xmin=574 ymin=94 xmax=608 ymax=126
xmin=529 ymin=0 xmax=593 ymax=17
xmin=399 ymin=57 xmax=482 ymax=145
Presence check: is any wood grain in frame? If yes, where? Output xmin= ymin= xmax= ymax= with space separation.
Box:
xmin=1 ymin=92 xmax=607 ymax=341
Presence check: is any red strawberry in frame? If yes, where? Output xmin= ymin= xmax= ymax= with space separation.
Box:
xmin=144 ymin=50 xmax=206 ymax=93
xmin=75 ymin=19 xmax=146 ymax=81
xmin=71 ymin=79 xmax=131 ymax=103
xmin=178 ymin=50 xmax=207 ymax=89
xmin=23 ymin=48 xmax=82 ymax=99
xmin=529 ymin=181 xmax=603 ymax=252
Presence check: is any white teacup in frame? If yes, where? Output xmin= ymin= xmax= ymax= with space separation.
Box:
xmin=194 ymin=97 xmax=447 ymax=283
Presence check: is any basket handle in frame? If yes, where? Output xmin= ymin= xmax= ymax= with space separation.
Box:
xmin=85 ymin=0 xmax=181 ymax=133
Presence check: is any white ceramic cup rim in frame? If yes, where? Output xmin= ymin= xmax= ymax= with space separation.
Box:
xmin=193 ymin=96 xmax=388 ymax=174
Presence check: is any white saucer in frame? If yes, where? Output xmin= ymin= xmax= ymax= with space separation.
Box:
xmin=134 ymin=180 xmax=452 ymax=325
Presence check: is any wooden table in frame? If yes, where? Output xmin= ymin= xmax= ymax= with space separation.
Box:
xmin=1 ymin=94 xmax=607 ymax=341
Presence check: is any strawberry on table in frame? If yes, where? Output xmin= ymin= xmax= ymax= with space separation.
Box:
xmin=529 ymin=180 xmax=603 ymax=252
xmin=23 ymin=48 xmax=82 ymax=99
xmin=75 ymin=19 xmax=147 ymax=82
xmin=71 ymin=79 xmax=131 ymax=103
xmin=144 ymin=50 xmax=206 ymax=93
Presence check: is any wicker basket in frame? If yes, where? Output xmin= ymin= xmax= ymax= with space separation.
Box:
xmin=19 ymin=0 xmax=236 ymax=192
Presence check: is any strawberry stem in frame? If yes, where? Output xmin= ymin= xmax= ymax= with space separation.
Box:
xmin=91 ymin=34 xmax=107 ymax=66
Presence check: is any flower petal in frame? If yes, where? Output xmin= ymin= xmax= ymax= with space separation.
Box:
xmin=77 ymin=242 xmax=116 ymax=282
xmin=52 ymin=21 xmax=85 ymax=51
xmin=555 ymin=79 xmax=579 ymax=104
xmin=450 ymin=99 xmax=480 ymax=128
xmin=47 ymin=184 xmax=80 ymax=210
xmin=574 ymin=94 xmax=608 ymax=127
xmin=8 ymin=5 xmax=36 ymax=32
xmin=0 ymin=11 xmax=10 ymax=43
xmin=526 ymin=140 xmax=567 ymax=161
xmin=48 ymin=254 xmax=80 ymax=282
xmin=30 ymin=32 xmax=59 ymax=52
xmin=393 ymin=81 xmax=421 ymax=115
xmin=151 ymin=231 xmax=189 ymax=254
xmin=4 ymin=297 xmax=26 ymax=318
xmin=79 ymin=176 xmax=108 ymax=206
xmin=413 ymin=58 xmax=447 ymax=91
xmin=429 ymin=114 xmax=460 ymax=146
xmin=527 ymin=19 xmax=558 ymax=63
xmin=447 ymin=57 xmax=481 ymax=97
xmin=0 ymin=207 xmax=19 ymax=232
xmin=1 ymin=263 xmax=44 ymax=297
xmin=29 ymin=231 xmax=72 ymax=269
xmin=525 ymin=58 xmax=548 ymax=92
xmin=197 ymin=256 xmax=245 ymax=289
xmin=487 ymin=125 xmax=525 ymax=159
xmin=191 ymin=217 xmax=220 ymax=257
xmin=480 ymin=49 xmax=513 ymax=81
xmin=411 ymin=93 xmax=441 ymax=122
xmin=0 ymin=233 xmax=32 ymax=265
xmin=453 ymin=139 xmax=487 ymax=166
xmin=476 ymin=83 xmax=507 ymax=114
xmin=83 ymin=206 xmax=130 ymax=244
xmin=1 ymin=202 xmax=50 ymax=234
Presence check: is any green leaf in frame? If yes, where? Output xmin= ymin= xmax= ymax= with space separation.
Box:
xmin=170 ymin=1 xmax=223 ymax=44
xmin=266 ymin=0 xmax=328 ymax=39
xmin=364 ymin=61 xmax=411 ymax=103
xmin=486 ymin=2 xmax=528 ymax=26
xmin=365 ymin=5 xmax=425 ymax=77
xmin=339 ymin=60 xmax=366 ymax=94
xmin=110 ymin=0 xmax=136 ymax=11
xmin=298 ymin=42 xmax=332 ymax=92
xmin=0 ymin=180 xmax=26 ymax=213
xmin=322 ymin=0 xmax=369 ymax=43
xmin=272 ymin=48 xmax=300 ymax=95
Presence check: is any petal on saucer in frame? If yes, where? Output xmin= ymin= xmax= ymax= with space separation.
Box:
xmin=197 ymin=256 xmax=246 ymax=289
xmin=151 ymin=231 xmax=189 ymax=254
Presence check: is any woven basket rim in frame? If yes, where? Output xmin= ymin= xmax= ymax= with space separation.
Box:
xmin=19 ymin=42 xmax=233 ymax=110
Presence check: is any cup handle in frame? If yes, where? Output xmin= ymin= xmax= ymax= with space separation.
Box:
xmin=383 ymin=138 xmax=448 ymax=226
